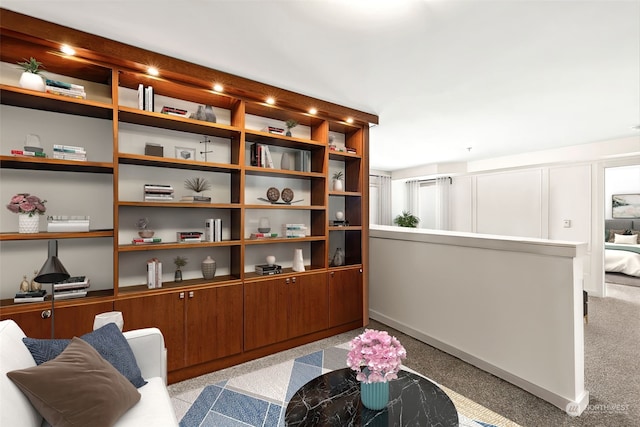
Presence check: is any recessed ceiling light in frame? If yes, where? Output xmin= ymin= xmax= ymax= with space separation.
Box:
xmin=213 ymin=83 xmax=223 ymax=92
xmin=60 ymin=44 xmax=75 ymax=55
xmin=266 ymin=97 xmax=275 ymax=105
xmin=147 ymin=67 xmax=159 ymax=76
xmin=309 ymin=108 xmax=317 ymax=115
xmin=346 ymin=117 xmax=354 ymax=124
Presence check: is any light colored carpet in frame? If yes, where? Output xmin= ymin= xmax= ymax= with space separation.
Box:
xmin=170 ymin=341 xmax=521 ymax=427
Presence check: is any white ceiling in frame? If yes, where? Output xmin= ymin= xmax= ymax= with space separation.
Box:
xmin=3 ymin=0 xmax=639 ymax=171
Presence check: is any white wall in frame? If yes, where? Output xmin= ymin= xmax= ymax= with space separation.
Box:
xmin=370 ymin=226 xmax=589 ymax=415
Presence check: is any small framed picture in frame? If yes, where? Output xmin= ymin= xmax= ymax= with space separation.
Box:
xmin=175 ymin=146 xmax=196 ymax=161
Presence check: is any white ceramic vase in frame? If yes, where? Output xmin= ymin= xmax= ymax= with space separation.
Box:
xmin=19 ymin=72 xmax=45 ymax=92
xmin=18 ymin=214 xmax=39 ymax=234
xmin=281 ymin=152 xmax=291 ymax=170
xmin=333 ymin=179 xmax=344 ymax=192
xmin=292 ymin=248 xmax=305 ymax=272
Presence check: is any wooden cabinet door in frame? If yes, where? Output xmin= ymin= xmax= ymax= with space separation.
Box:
xmin=185 ymin=284 xmax=243 ymax=366
xmin=244 ymin=278 xmax=287 ymax=351
xmin=55 ymin=301 xmax=115 ymax=338
xmin=115 ymin=293 xmax=185 ymax=371
xmin=288 ymin=272 xmax=328 ymax=338
xmin=328 ymin=268 xmax=363 ymax=328
xmin=1 ymin=301 xmax=114 ymax=339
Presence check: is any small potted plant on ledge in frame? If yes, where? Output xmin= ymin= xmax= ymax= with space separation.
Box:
xmin=173 ymin=256 xmax=187 ymax=282
xmin=332 ymin=171 xmax=344 ymax=191
xmin=185 ymin=177 xmax=211 ymax=195
xmin=394 ymin=211 xmax=420 ymax=228
xmin=285 ymin=119 xmax=298 ymax=137
xmin=17 ymin=57 xmax=46 ymax=92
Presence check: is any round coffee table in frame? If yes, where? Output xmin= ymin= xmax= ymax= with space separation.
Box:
xmin=285 ymin=368 xmax=459 ymax=426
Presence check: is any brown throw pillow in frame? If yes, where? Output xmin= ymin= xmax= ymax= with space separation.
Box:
xmin=7 ymin=337 xmax=140 ymax=427
xmin=608 ymin=229 xmax=629 ymax=242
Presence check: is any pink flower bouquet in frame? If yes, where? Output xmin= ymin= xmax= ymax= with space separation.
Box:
xmin=346 ymin=329 xmax=407 ymax=383
xmin=6 ymin=193 xmax=47 ymax=217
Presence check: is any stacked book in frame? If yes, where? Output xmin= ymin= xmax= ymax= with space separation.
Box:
xmin=160 ymin=106 xmax=190 ymax=117
xmin=14 ymin=289 xmax=47 ymax=303
xmin=11 ymin=146 xmax=46 ymax=158
xmin=255 ymin=264 xmax=283 ymax=275
xmin=47 ymin=215 xmax=90 ymax=232
xmin=249 ymin=232 xmax=278 ymax=239
xmin=283 ymin=224 xmax=307 ymax=238
xmin=250 ymin=143 xmax=274 ymax=168
xmin=146 ymin=258 xmax=162 ymax=288
xmin=53 ymin=144 xmax=87 ymax=161
xmin=45 ymin=79 xmax=86 ymax=99
xmin=54 ymin=275 xmax=90 ymax=300
xmin=144 ymin=184 xmax=174 ymax=201
xmin=262 ymin=126 xmax=285 ymax=135
xmin=177 ymin=231 xmax=202 ymax=243
xmin=180 ymin=195 xmax=211 ymax=202
xmin=132 ymin=237 xmax=162 ymax=245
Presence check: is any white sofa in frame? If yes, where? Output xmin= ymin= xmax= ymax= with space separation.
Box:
xmin=0 ymin=319 xmax=178 ymax=427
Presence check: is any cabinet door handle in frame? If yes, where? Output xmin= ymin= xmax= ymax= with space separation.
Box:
xmin=179 ymin=292 xmax=185 ymax=299
xmin=292 ymin=277 xmax=296 ymax=284
xmin=330 ymin=271 xmax=335 ymax=277
xmin=41 ymin=310 xmax=51 ymax=319
xmin=359 ymin=268 xmax=363 ymax=273
xmin=285 ymin=278 xmax=290 ymax=284
xmin=189 ymin=291 xmax=194 ymax=298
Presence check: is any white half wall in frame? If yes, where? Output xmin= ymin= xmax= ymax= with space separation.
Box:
xmin=370 ymin=226 xmax=589 ymax=415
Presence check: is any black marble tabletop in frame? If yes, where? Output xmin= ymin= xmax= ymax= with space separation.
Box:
xmin=285 ymin=368 xmax=459 ymax=427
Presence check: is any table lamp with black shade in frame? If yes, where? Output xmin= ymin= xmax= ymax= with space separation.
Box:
xmin=34 ymin=240 xmax=70 ymax=338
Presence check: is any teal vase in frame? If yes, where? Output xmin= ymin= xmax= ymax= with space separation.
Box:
xmin=360 ymin=381 xmax=389 ymax=410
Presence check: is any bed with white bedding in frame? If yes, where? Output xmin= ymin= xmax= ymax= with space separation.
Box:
xmin=605 ymin=219 xmax=640 ymax=278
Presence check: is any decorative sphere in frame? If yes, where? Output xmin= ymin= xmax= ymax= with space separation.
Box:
xmin=336 ymin=211 xmax=344 ymax=221
xmin=266 ymin=255 xmax=276 ymax=266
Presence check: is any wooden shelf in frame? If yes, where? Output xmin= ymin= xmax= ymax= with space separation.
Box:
xmin=118 ymin=153 xmax=240 ymax=172
xmin=0 ymin=229 xmax=113 ymax=241
xmin=116 ymin=275 xmax=242 ymax=296
xmin=244 ymin=236 xmax=325 ymax=245
xmin=0 ymin=85 xmax=113 ymax=119
xmin=0 ymin=155 xmax=113 ymax=173
xmin=245 ymin=129 xmax=325 ymax=149
xmin=117 ymin=200 xmax=240 ymax=209
xmin=118 ymin=240 xmax=242 ymax=252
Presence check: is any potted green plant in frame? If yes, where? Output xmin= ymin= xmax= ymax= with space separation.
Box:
xmin=285 ymin=119 xmax=298 ymax=137
xmin=332 ymin=171 xmax=344 ymax=191
xmin=17 ymin=57 xmax=46 ymax=92
xmin=173 ymin=256 xmax=188 ymax=282
xmin=394 ymin=211 xmax=420 ymax=228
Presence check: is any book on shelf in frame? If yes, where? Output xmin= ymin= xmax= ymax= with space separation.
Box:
xmin=47 ymin=215 xmax=90 ymax=232
xmin=54 ymin=289 xmax=88 ymax=300
xmin=53 ymin=144 xmax=86 ymax=154
xmin=144 ymin=195 xmax=174 ymax=201
xmin=45 ymin=78 xmax=85 ymax=91
xmin=177 ymin=231 xmax=203 ymax=243
xmin=204 ymin=218 xmax=222 ymax=242
xmin=10 ymin=149 xmax=46 ymax=158
xmin=53 ymin=275 xmax=90 ymax=291
xmin=52 ymin=152 xmax=87 ymax=161
xmin=24 ymin=146 xmax=44 ymax=153
xmin=146 ymin=258 xmax=162 ymax=289
xmin=250 ymin=143 xmax=275 ymax=168
xmin=160 ymin=106 xmax=190 ymax=117
xmin=144 ymin=184 xmax=173 ymax=192
xmin=180 ymin=195 xmax=211 ymax=202
xmin=255 ymin=264 xmax=283 ymax=275
xmin=14 ymin=289 xmax=47 ymax=302
xmin=144 ymin=86 xmax=154 ymax=112
xmin=45 ymin=86 xmax=87 ymax=99
xmin=263 ymin=126 xmax=285 ymax=135
xmin=132 ymin=237 xmax=162 ymax=244
xmin=250 ymin=232 xmax=279 ymax=239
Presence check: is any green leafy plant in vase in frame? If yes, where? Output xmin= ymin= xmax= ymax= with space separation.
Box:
xmin=394 ymin=211 xmax=420 ymax=228
xmin=174 ymin=256 xmax=188 ymax=282
xmin=285 ymin=119 xmax=298 ymax=136
xmin=17 ymin=57 xmax=46 ymax=92
xmin=332 ymin=171 xmax=344 ymax=191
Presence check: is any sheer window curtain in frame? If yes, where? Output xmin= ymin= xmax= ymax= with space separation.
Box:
xmin=406 ymin=179 xmax=420 ymax=217
xmin=370 ymin=175 xmax=392 ymax=225
xmin=435 ymin=177 xmax=451 ymax=230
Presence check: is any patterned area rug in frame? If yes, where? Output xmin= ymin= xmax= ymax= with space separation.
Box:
xmin=171 ymin=343 xmax=521 ymax=427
